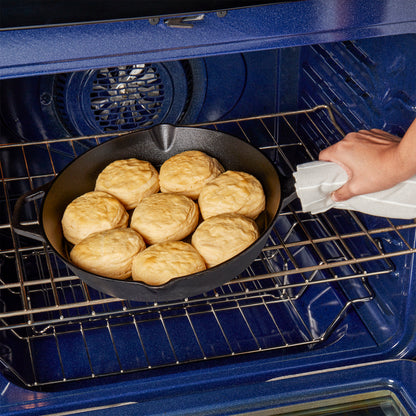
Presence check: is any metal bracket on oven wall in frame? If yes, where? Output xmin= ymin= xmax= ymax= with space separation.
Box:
xmin=164 ymin=14 xmax=205 ymax=28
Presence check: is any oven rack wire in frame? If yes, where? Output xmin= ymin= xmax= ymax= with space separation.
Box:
xmin=1 ymin=105 xmax=415 ymax=387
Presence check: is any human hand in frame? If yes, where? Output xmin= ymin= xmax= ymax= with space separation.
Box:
xmin=318 ymin=129 xmax=409 ymax=202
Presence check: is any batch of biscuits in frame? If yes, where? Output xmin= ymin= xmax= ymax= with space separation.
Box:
xmin=62 ymin=150 xmax=266 ymax=286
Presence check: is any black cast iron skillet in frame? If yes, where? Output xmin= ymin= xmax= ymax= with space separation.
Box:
xmin=12 ymin=124 xmax=295 ymax=302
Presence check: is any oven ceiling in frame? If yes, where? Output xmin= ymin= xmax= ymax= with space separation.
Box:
xmin=1 ymin=0 xmax=302 ymax=30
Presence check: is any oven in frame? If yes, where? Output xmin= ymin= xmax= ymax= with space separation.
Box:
xmin=1 ymin=1 xmax=416 ymax=414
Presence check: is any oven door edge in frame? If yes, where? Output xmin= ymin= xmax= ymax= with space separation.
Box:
xmin=1 ymin=359 xmax=415 ymax=415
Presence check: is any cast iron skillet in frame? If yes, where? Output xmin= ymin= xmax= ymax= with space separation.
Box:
xmin=12 ymin=124 xmax=295 ymax=302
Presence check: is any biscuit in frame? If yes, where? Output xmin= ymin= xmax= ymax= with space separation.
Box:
xmin=198 ymin=170 xmax=266 ymax=220
xmin=70 ymin=228 xmax=146 ymax=280
xmin=131 ymin=241 xmax=206 ymax=285
xmin=130 ymin=193 xmax=199 ymax=245
xmin=95 ymin=158 xmax=159 ymax=209
xmin=62 ymin=191 xmax=129 ymax=245
xmin=191 ymin=213 xmax=259 ymax=268
xmin=159 ymin=150 xmax=224 ymax=199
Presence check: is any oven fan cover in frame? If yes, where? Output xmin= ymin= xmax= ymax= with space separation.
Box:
xmin=54 ymin=61 xmax=202 ymax=135
xmin=0 ymin=60 xmax=206 ymax=140
xmin=0 ymin=54 xmax=254 ymax=141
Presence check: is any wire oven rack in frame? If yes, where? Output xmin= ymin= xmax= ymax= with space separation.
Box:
xmin=0 ymin=105 xmax=415 ymax=388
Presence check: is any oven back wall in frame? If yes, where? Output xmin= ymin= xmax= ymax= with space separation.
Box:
xmin=0 ymin=50 xmax=278 ymax=141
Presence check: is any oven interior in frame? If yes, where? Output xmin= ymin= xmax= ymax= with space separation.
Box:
xmin=0 ymin=33 xmax=415 ymax=392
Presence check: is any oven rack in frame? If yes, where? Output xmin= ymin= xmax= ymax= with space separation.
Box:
xmin=1 ymin=105 xmax=416 ymax=387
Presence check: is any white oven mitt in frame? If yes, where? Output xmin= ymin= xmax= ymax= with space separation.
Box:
xmin=293 ymin=161 xmax=416 ymax=219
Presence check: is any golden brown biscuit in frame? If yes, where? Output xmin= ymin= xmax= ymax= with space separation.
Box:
xmin=62 ymin=191 xmax=129 ymax=245
xmin=131 ymin=241 xmax=206 ymax=285
xmin=198 ymin=170 xmax=266 ymax=220
xmin=191 ymin=213 xmax=259 ymax=268
xmin=95 ymin=158 xmax=159 ymax=209
xmin=70 ymin=228 xmax=146 ymax=280
xmin=130 ymin=193 xmax=199 ymax=245
xmin=159 ymin=150 xmax=224 ymax=199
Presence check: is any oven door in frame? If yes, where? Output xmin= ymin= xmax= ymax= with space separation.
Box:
xmin=1 ymin=360 xmax=416 ymax=415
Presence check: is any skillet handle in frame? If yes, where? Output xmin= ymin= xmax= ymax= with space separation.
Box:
xmin=12 ymin=183 xmax=50 ymax=242
xmin=280 ymin=174 xmax=298 ymax=209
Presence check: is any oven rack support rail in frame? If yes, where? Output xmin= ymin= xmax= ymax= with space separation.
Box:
xmin=0 ymin=105 xmax=415 ymax=388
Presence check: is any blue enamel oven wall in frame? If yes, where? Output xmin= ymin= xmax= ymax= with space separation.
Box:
xmin=1 ymin=0 xmax=416 ymax=79
xmin=0 ymin=0 xmax=416 ymax=414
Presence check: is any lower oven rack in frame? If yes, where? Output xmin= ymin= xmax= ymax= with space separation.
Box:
xmin=0 ymin=105 xmax=415 ymax=388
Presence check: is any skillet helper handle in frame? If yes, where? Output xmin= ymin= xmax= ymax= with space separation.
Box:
xmin=12 ymin=183 xmax=50 ymax=242
xmin=280 ymin=174 xmax=298 ymax=208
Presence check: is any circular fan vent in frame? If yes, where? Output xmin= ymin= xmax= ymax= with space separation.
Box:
xmin=90 ymin=64 xmax=172 ymax=131
xmin=54 ymin=61 xmax=196 ymax=136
